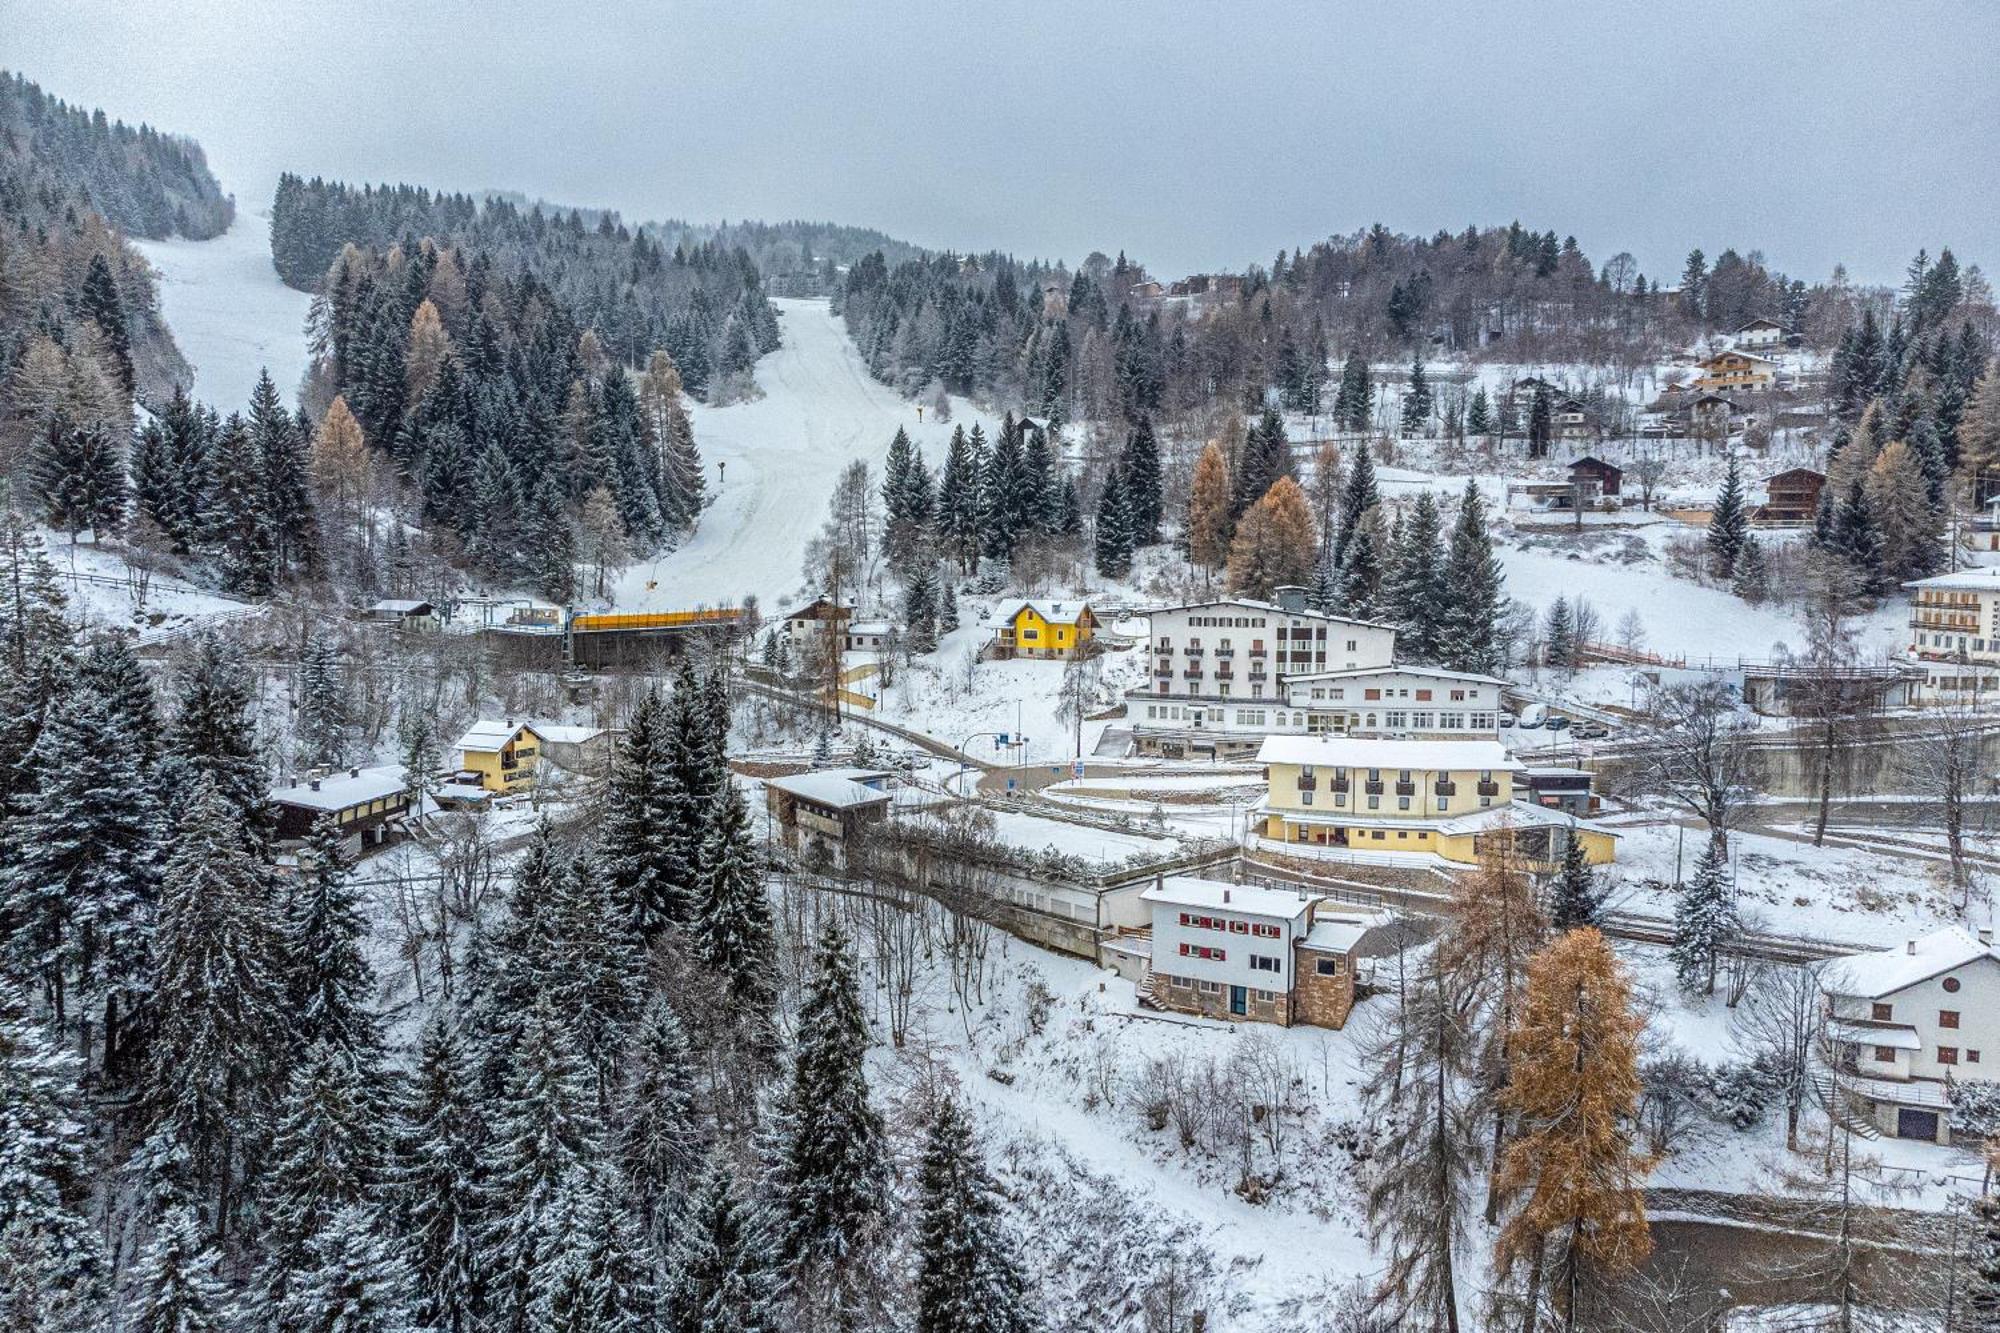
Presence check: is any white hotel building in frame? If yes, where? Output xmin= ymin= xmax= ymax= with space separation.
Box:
xmin=1124 ymin=587 xmax=1505 ymax=758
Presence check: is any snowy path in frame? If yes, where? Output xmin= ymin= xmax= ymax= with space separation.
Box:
xmin=614 ymin=298 xmax=1001 ymax=614
xmin=135 ymin=210 xmax=313 ymax=411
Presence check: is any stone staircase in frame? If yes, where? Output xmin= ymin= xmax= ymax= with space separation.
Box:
xmin=1812 ymin=1073 xmax=1883 ymax=1139
xmin=1136 ymin=971 xmax=1168 ymax=1012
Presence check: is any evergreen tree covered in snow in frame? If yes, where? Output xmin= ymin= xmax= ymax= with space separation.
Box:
xmin=1093 ymin=466 xmax=1134 ymax=579
xmin=0 ymin=987 xmax=101 ymax=1295
xmin=1401 ymin=352 xmax=1432 ymax=436
xmin=133 ymin=1206 xmax=232 ymax=1333
xmin=777 ymin=922 xmax=888 ymax=1308
xmin=1439 ymin=481 xmax=1506 ymax=674
xmin=203 ymin=415 xmax=275 ymax=596
xmin=1386 ymin=491 xmax=1445 ymax=663
xmin=1548 ymin=834 xmax=1603 ymax=932
xmin=161 ymin=634 xmax=268 ymax=836
xmin=270 ymin=1204 xmax=417 ymax=1333
xmin=914 ymin=1097 xmax=1033 ymax=1333
xmin=665 ymin=1159 xmax=780 ymax=1333
xmin=1707 ymin=452 xmax=1748 ymax=580
xmin=615 ymin=994 xmax=705 ymax=1245
xmin=79 ymin=633 xmax=162 ymax=773
xmin=1334 ymin=518 xmax=1383 ymax=620
xmin=904 ymin=564 xmax=940 ymax=653
xmin=394 ymin=1017 xmax=488 ymax=1333
xmin=34 ymin=416 xmax=127 ymax=541
xmin=938 ymin=425 xmax=985 ymax=574
xmin=1672 ymin=837 xmax=1736 ymax=996
xmin=1118 ymin=415 xmax=1163 ymax=545
xmin=284 ymin=816 xmax=380 ymax=1064
xmin=1526 ymin=385 xmax=1553 ymax=459
xmin=1331 ymin=441 xmax=1378 ymax=575
xmin=533 ymin=1166 xmax=655 ymax=1333
xmin=1467 ymin=387 xmax=1493 ymax=436
xmin=1231 ymin=409 xmax=1294 ymax=518
xmin=1334 ymin=348 xmax=1372 ymax=432
xmin=601 ymin=688 xmax=693 ymax=937
xmin=1543 ymin=597 xmax=1575 ymax=671
xmin=132 ymin=388 xmax=215 ymax=555
xmin=692 ymin=782 xmax=776 ymax=1015
xmin=295 ymin=633 xmax=350 ymax=769
xmin=261 ymin=1041 xmax=389 ymax=1327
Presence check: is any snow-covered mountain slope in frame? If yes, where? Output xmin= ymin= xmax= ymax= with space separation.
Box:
xmin=134 ymin=210 xmax=313 ymax=411
xmin=617 ymin=298 xmax=1001 ymax=614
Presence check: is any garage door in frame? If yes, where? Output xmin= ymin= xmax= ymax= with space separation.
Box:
xmin=1896 ymin=1108 xmax=1940 ymax=1141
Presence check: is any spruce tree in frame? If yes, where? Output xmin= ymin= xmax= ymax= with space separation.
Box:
xmin=271 ymin=1204 xmax=417 ymax=1333
xmin=1331 ymin=442 xmax=1379 ymax=573
xmin=914 ymin=1097 xmax=1033 ymax=1333
xmin=1335 ymin=522 xmax=1383 ymax=620
xmin=35 ymin=418 xmax=128 ymax=541
xmin=162 ymin=633 xmax=268 ymax=837
xmin=938 ymin=426 xmax=983 ymax=574
xmin=250 ymin=370 xmax=319 ymax=580
xmin=692 ymin=782 xmax=776 ymax=1015
xmin=665 ymin=1158 xmax=779 ymax=1333
xmin=132 ymin=388 xmax=215 ymax=554
xmin=1707 ymin=452 xmax=1748 ymax=579
xmin=0 ymin=988 xmax=100 ymax=1289
xmin=1401 ymin=353 xmax=1433 ymax=437
xmin=284 ymin=816 xmax=380 ymax=1064
xmin=1093 ymin=466 xmax=1134 ymax=579
xmin=601 ymin=689 xmax=693 ymax=937
xmin=1439 ymin=481 xmax=1506 ymax=675
xmin=1831 ymin=477 xmax=1887 ymax=596
xmin=1543 ymin=597 xmax=1575 ymax=671
xmin=1672 ymin=837 xmax=1736 ymax=996
xmin=1526 ymin=385 xmax=1553 ymax=459
xmin=295 ymin=633 xmax=350 ymax=769
xmin=1386 ymin=491 xmax=1445 ymax=663
xmin=142 ymin=777 xmax=289 ymax=1237
xmin=1548 ymin=835 xmax=1602 ymax=932
xmin=904 ymin=564 xmax=940 ymax=653
xmin=1970 ymin=1192 xmax=2000 ymax=1329
xmin=133 ymin=1206 xmax=231 ymax=1333
xmin=395 ymin=1017 xmax=488 ymax=1333
xmin=882 ymin=427 xmax=922 ymax=568
xmin=80 ymin=253 xmax=134 ymax=394
xmin=778 ymin=923 xmax=888 ymax=1308
xmin=1232 ymin=409 xmax=1294 ymax=518
xmin=1467 ymin=387 xmax=1494 ymax=437
xmin=615 ymin=995 xmax=705 ymax=1245
xmin=1730 ymin=535 xmax=1770 ymax=603
xmin=535 ymin=1166 xmax=654 ymax=1333
xmin=1119 ymin=416 xmax=1163 ymax=545
xmin=1334 ymin=348 xmax=1372 ymax=432
xmin=79 ymin=633 xmax=162 ymax=773
xmin=260 ymin=1041 xmax=387 ymax=1325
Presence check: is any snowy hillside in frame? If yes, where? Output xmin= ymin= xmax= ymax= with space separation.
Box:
xmin=135 ymin=209 xmax=313 ymax=409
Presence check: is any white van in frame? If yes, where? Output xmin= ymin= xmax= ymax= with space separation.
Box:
xmin=1517 ymin=702 xmax=1547 ymax=728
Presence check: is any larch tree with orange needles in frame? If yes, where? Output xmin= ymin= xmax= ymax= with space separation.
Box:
xmin=1186 ymin=441 xmax=1233 ymax=589
xmin=1494 ymin=927 xmax=1655 ymax=1333
xmin=1226 ymin=475 xmax=1315 ymax=597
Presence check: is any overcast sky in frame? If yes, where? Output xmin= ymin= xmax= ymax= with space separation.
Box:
xmin=12 ymin=0 xmax=1998 ymax=286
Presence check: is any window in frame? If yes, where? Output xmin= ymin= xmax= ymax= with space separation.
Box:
xmin=1970 ymin=1050 xmax=1984 ymax=1063
xmin=1944 ymin=976 xmax=1962 ymax=993
xmin=1315 ymin=957 xmax=1341 ymax=977
xmin=1249 ymin=955 xmax=1280 ymax=974
xmin=1415 ymin=689 xmax=1432 ymax=701
xmin=1229 ymin=920 xmax=1249 ymax=934
xmin=1872 ymin=1002 xmax=1894 ymax=1022
xmin=1398 ymin=797 xmax=1411 ymax=811
xmin=1873 ymin=1045 xmax=1899 ymax=1062
xmin=1197 ymin=980 xmax=1221 ymax=994
xmin=1344 ymin=638 xmax=1356 ymax=651
xmin=1252 ymin=923 xmax=1281 ymax=939
xmin=1939 ymin=1046 xmax=1960 ymax=1065
xmin=1367 ymin=796 xmax=1380 ymax=810
xmin=1942 ymin=1011 xmax=1961 ymax=1028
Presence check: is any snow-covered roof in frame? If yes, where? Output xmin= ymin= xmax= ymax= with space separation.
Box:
xmin=1432 ymin=802 xmax=1619 ymax=839
xmin=1255 ymin=735 xmax=1522 ymax=772
xmin=1140 ymin=597 xmax=1392 ymax=632
xmin=1285 ymin=664 xmax=1509 ymax=688
xmin=847 ymin=620 xmax=893 ymax=637
xmin=1903 ymin=567 xmax=2000 ymax=594
xmin=1826 ymin=1018 xmax=1921 ymax=1051
xmin=453 ymin=719 xmax=539 ymax=753
xmin=434 ymin=782 xmax=492 ymax=803
xmin=1821 ymin=926 xmax=2000 ymax=999
xmin=271 ymin=765 xmax=409 ymax=812
xmin=1140 ymin=874 xmax=1314 ymax=920
xmin=532 ymin=723 xmax=606 ymax=746
xmin=1735 ymin=318 xmax=1787 ymax=332
xmin=987 ymin=598 xmax=1093 ymax=629
xmin=767 ymin=770 xmax=894 ymax=811
xmin=1298 ymin=912 xmax=1391 ymax=954
xmin=369 ymin=598 xmax=432 ymax=615
xmin=1699 ymin=348 xmax=1781 ymax=367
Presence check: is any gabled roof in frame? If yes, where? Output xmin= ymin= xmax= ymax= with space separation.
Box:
xmin=783 ymin=596 xmax=851 ymax=622
xmin=1902 ymin=567 xmax=2000 ymax=594
xmin=1821 ymin=926 xmax=2000 ymax=1000
xmin=369 ymin=598 xmax=434 ymax=615
xmin=453 ymin=719 xmax=541 ymax=753
xmin=1432 ymin=801 xmax=1618 ymax=839
xmin=1569 ymin=455 xmax=1621 ymax=474
xmin=1140 ymin=874 xmax=1314 ymax=920
xmin=1735 ymin=318 xmax=1788 ymax=333
xmin=987 ymin=598 xmax=1093 ymax=630
xmin=1256 ymin=735 xmax=1522 ymax=772
xmin=1763 ymin=466 xmax=1825 ymax=485
xmin=1698 ymin=349 xmax=1782 ymax=368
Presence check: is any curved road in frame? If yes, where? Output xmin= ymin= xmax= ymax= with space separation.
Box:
xmin=614 ymin=298 xmax=1001 ymax=614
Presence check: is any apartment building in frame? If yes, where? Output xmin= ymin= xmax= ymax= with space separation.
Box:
xmin=1903 ymin=566 xmax=2000 ymax=698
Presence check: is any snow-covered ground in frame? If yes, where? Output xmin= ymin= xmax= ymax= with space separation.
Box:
xmin=612 ymin=299 xmax=1006 ymax=615
xmin=134 ymin=210 xmax=313 ymax=410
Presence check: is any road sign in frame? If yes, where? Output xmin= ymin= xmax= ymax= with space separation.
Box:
xmin=1072 ymin=758 xmax=1085 ymax=779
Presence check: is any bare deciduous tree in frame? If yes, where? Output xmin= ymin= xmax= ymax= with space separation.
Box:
xmin=1631 ymin=679 xmax=1756 ymax=847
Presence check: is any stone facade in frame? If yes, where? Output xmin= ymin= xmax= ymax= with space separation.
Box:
xmin=1153 ymin=974 xmax=1295 ymax=1026
xmin=1291 ymin=948 xmax=1357 ymax=1029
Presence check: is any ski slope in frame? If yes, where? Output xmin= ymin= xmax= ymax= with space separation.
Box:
xmin=614 ymin=298 xmax=1001 ymax=614
xmin=134 ymin=210 xmax=313 ymax=412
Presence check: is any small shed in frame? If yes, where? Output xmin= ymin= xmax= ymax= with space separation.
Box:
xmin=364 ymin=598 xmax=437 ymax=627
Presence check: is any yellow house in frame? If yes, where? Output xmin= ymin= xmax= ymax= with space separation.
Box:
xmin=1254 ymin=735 xmax=1616 ymax=868
xmin=453 ymin=719 xmax=545 ymax=793
xmin=1694 ymin=349 xmax=1779 ymax=394
xmin=988 ymin=598 xmax=1097 ymax=659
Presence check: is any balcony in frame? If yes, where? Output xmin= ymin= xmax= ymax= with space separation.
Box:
xmin=1395 ymin=781 xmax=1416 ymax=797
xmin=1477 ymin=781 xmax=1500 ymax=797
xmin=1434 ymin=782 xmax=1458 ymax=797
xmin=1363 ymin=781 xmax=1384 ymax=796
xmin=1331 ymin=779 xmax=1350 ymax=794
xmin=1214 ymin=669 xmax=1235 ymax=681
xmin=1247 ymin=669 xmax=1268 ymax=681
xmin=1184 ymin=646 xmax=1205 ymax=658
xmin=1214 ymin=648 xmax=1236 ymax=658
xmin=1182 ymin=669 xmax=1203 ymax=680
xmin=1296 ymin=777 xmax=1317 ymax=792
xmin=1249 ymin=649 xmax=1268 ymax=659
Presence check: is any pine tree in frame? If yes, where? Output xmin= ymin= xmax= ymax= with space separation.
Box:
xmin=251 ymin=369 xmax=320 ymax=580
xmin=1232 ymin=409 xmax=1294 ymax=518
xmin=132 ymin=388 xmax=214 ymax=554
xmin=1093 ymin=466 xmax=1134 ymax=579
xmin=914 ymin=1097 xmax=1033 ymax=1333
xmin=1401 ymin=353 xmax=1433 ymax=437
xmin=272 ymin=1204 xmax=417 ymax=1333
xmin=1119 ymin=416 xmax=1163 ymax=545
xmin=295 ymin=632 xmax=350 ymax=769
xmin=664 ymin=1159 xmax=779 ymax=1333
xmin=777 ymin=922 xmax=888 ymax=1309
xmin=1440 ymin=481 xmax=1506 ymax=674
xmin=284 ymin=816 xmax=380 ymax=1063
xmin=1543 ymin=597 xmax=1575 ymax=671
xmin=395 ymin=1017 xmax=487 ymax=1333
xmin=1672 ymin=837 xmax=1735 ymax=997
xmin=1970 ymin=1192 xmax=2000 ymax=1329
xmin=1495 ymin=929 xmax=1653 ymax=1327
xmin=1548 ymin=835 xmax=1602 ymax=932
xmin=1707 ymin=452 xmax=1748 ymax=579
xmin=1830 ymin=477 xmax=1887 ymax=596
xmin=133 ymin=1206 xmax=231 ymax=1333
xmin=615 ymin=995 xmax=704 ymax=1245
xmin=692 ymin=782 xmax=776 ymax=1014
xmin=79 ymin=253 xmax=133 ymax=395
xmin=1730 ymin=535 xmax=1770 ymax=604
xmin=35 ymin=417 xmax=128 ymax=541
xmin=979 ymin=421 xmax=1029 ymax=563
xmin=1331 ymin=441 xmax=1379 ymax=574
xmin=883 ymin=427 xmax=922 ymax=567
xmin=79 ymin=633 xmax=162 ymax=773
xmin=0 ymin=682 xmax=160 ymax=1066
xmin=601 ymin=689 xmax=693 ymax=937
xmin=534 ymin=1166 xmax=655 ymax=1333
xmin=1386 ymin=491 xmax=1446 ymax=663
xmin=1334 ymin=518 xmax=1384 ymax=620
xmin=1334 ymin=348 xmax=1372 ymax=432
xmin=1526 ymin=385 xmax=1553 ymax=459
xmin=1467 ymin=387 xmax=1494 ymax=437
xmin=485 ymin=995 xmax=602 ymax=1333
xmin=939 ymin=582 xmax=960 ymax=633
xmin=0 ymin=988 xmax=100 ymax=1291
xmin=261 ymin=1041 xmax=388 ymax=1323
xmin=142 ymin=777 xmax=289 ymax=1238
xmin=161 ymin=633 xmax=268 ymax=837
xmin=904 ymin=564 xmax=940 ymax=653
xmin=937 ymin=426 xmax=983 ymax=574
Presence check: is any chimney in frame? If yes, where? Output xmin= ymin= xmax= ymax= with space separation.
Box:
xmin=350 ymin=767 xmax=360 ymax=779
xmin=1907 ymin=939 xmax=1918 ymax=955
xmin=1981 ymin=928 xmax=1994 ymax=947
xmin=1223 ymin=888 xmax=1232 ymax=904
xmin=309 ymin=779 xmax=321 ymax=792
xmin=1272 ymin=585 xmax=1307 ymax=613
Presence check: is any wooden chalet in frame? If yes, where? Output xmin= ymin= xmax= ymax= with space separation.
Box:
xmin=1755 ymin=467 xmax=1826 ymax=524
xmin=1568 ymin=456 xmax=1623 ymax=499
xmin=271 ymin=766 xmax=413 ymax=847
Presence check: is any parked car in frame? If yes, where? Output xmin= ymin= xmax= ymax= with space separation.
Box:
xmin=1545 ymin=716 xmax=1572 ymax=732
xmin=1498 ymin=715 xmax=1517 ymax=729
xmin=1517 ymin=703 xmax=1547 ymax=728
xmin=1573 ymin=723 xmax=1609 ymax=740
